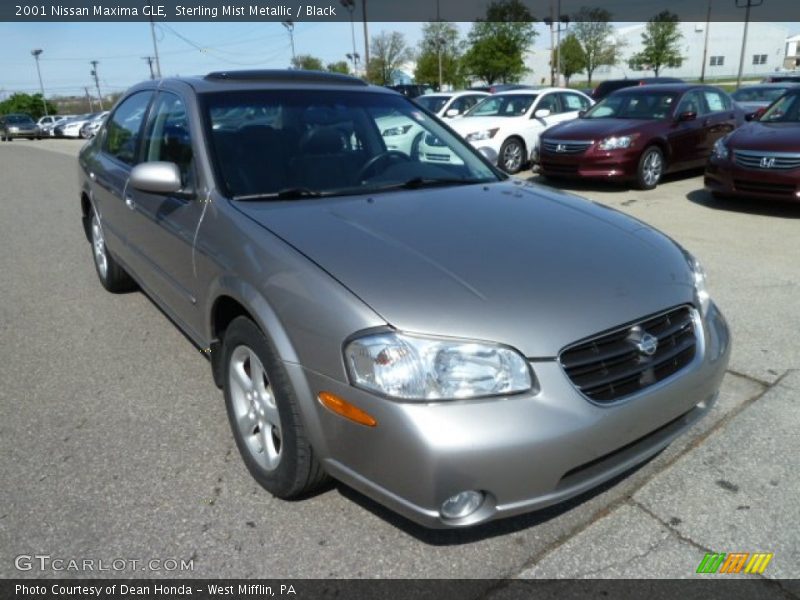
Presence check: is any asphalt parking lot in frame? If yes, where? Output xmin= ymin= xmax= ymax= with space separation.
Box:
xmin=0 ymin=138 xmax=798 ymax=588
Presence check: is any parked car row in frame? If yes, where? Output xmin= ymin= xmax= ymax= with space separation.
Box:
xmin=0 ymin=113 xmax=41 ymax=140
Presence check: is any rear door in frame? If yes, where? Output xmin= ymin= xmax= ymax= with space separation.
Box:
xmin=667 ymin=90 xmax=707 ymax=169
xmin=90 ymin=91 xmax=154 ymax=265
xmin=700 ymin=89 xmax=738 ymax=152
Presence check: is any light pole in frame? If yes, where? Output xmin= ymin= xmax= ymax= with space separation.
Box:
xmin=282 ymin=20 xmax=296 ymax=67
xmin=735 ymin=0 xmax=763 ymax=90
xmin=544 ymin=1 xmax=570 ymax=87
xmin=341 ymin=0 xmax=359 ymax=75
xmin=699 ymin=0 xmax=712 ymax=82
xmin=346 ymin=52 xmax=360 ymax=75
xmin=30 ymin=48 xmax=48 ymax=117
xmin=362 ymin=0 xmax=369 ymax=76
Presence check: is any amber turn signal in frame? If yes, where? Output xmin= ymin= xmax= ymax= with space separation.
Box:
xmin=317 ymin=391 xmax=377 ymax=427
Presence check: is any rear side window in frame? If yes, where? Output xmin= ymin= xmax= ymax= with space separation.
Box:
xmin=560 ymin=93 xmax=591 ymax=112
xmin=103 ymin=91 xmax=153 ymax=165
xmin=703 ymin=90 xmax=730 ymax=112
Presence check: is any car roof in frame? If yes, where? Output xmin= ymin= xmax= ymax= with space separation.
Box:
xmin=424 ymin=90 xmax=489 ymax=99
xmin=128 ymin=70 xmax=394 ymax=96
xmin=494 ymin=87 xmax=587 ymax=96
xmin=609 ymin=83 xmax=719 ymax=94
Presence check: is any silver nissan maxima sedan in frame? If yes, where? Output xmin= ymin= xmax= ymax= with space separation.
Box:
xmin=78 ymin=70 xmax=730 ymax=528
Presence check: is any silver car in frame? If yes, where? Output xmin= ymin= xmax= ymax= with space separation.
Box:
xmin=78 ymin=71 xmax=730 ymax=528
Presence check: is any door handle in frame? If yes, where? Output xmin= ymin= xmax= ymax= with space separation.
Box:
xmin=125 ymin=195 xmax=135 ymax=210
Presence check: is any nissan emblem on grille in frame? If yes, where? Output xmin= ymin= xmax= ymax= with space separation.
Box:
xmin=636 ymin=333 xmax=659 ymax=356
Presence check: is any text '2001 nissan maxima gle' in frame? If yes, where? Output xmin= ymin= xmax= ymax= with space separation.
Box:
xmin=78 ymin=70 xmax=730 ymax=528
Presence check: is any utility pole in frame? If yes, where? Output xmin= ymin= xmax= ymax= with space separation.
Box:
xmin=362 ymin=0 xmax=369 ymax=77
xmin=341 ymin=0 xmax=359 ymax=75
xmin=84 ymin=87 xmax=95 ymax=112
xmin=735 ymin=0 xmax=763 ymax=90
xmin=142 ymin=56 xmax=156 ymax=79
xmin=31 ymin=48 xmax=48 ymax=116
xmin=545 ymin=4 xmax=556 ymax=86
xmin=149 ymin=15 xmax=162 ymax=78
xmin=436 ymin=0 xmax=443 ymax=90
xmin=282 ymin=20 xmax=296 ymax=66
xmin=699 ymin=0 xmax=712 ymax=82
xmin=90 ymin=60 xmax=103 ymax=110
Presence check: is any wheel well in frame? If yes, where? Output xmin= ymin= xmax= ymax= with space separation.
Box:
xmin=504 ymin=135 xmax=526 ymax=152
xmin=645 ymin=140 xmax=670 ymax=165
xmin=209 ymin=296 xmax=256 ymax=388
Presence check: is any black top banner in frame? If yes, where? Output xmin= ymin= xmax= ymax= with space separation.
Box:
xmin=2 ymin=0 xmax=799 ymax=22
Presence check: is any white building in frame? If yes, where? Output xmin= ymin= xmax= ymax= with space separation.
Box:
xmin=524 ymin=22 xmax=791 ymax=85
xmin=785 ymin=33 xmax=800 ymax=70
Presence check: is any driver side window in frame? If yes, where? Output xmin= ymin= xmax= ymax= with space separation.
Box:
xmin=143 ymin=93 xmax=194 ymax=188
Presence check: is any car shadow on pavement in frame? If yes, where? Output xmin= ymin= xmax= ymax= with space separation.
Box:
xmin=333 ymin=456 xmax=657 ymax=546
xmin=687 ymin=189 xmax=800 ymax=219
xmin=525 ymin=169 xmax=705 ymax=194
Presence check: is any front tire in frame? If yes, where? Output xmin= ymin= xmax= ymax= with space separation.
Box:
xmin=89 ymin=207 xmax=136 ymax=293
xmin=222 ymin=317 xmax=328 ymax=499
xmin=636 ymin=146 xmax=664 ymax=190
xmin=499 ymin=137 xmax=525 ymax=174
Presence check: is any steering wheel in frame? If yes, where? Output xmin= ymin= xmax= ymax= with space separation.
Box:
xmin=356 ymin=151 xmax=412 ymax=181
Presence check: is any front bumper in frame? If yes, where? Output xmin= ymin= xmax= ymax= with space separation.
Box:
xmin=705 ymin=158 xmax=800 ymax=202
xmin=6 ymin=129 xmax=39 ymax=138
xmin=539 ymin=147 xmax=640 ymax=181
xmin=287 ymin=303 xmax=731 ymax=528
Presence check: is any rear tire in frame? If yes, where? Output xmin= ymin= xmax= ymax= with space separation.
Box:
xmin=636 ymin=146 xmax=664 ymax=190
xmin=89 ymin=206 xmax=136 ymax=293
xmin=222 ymin=317 xmax=329 ymax=499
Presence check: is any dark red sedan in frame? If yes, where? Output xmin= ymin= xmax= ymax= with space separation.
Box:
xmin=538 ymin=84 xmax=742 ymax=190
xmin=705 ymin=88 xmax=800 ymax=202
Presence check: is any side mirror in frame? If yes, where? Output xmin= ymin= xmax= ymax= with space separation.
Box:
xmin=130 ymin=162 xmax=183 ymax=195
xmin=677 ymin=110 xmax=697 ymax=122
xmin=445 ymin=108 xmax=460 ymax=117
xmin=477 ymin=146 xmax=499 ymax=164
xmin=747 ymin=107 xmax=767 ymax=121
xmin=534 ymin=108 xmax=551 ymax=118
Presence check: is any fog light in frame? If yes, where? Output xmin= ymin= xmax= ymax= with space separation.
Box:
xmin=440 ymin=490 xmax=484 ymax=520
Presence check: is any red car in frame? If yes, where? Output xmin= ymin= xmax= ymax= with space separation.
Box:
xmin=538 ymin=84 xmax=742 ymax=190
xmin=705 ymin=88 xmax=800 ymax=202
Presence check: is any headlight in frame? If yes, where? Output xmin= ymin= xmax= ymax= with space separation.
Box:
xmin=344 ymin=332 xmax=534 ymax=400
xmin=382 ymin=124 xmax=413 ymax=137
xmin=686 ymin=253 xmax=711 ymax=317
xmin=712 ymin=136 xmax=730 ymax=160
xmin=465 ymin=128 xmax=499 ymax=142
xmin=598 ymin=135 xmax=635 ymax=150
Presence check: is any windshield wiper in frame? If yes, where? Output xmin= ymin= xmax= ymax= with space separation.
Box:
xmin=372 ymin=177 xmax=490 ymax=192
xmin=233 ymin=187 xmax=324 ymax=201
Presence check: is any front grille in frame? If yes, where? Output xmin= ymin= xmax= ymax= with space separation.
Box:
xmin=734 ymin=150 xmax=800 ymax=171
xmin=541 ymin=139 xmax=593 ymax=155
xmin=733 ymin=179 xmax=797 ymax=195
xmin=560 ymin=306 xmax=697 ymax=403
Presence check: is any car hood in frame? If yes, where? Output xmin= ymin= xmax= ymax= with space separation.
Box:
xmin=450 ymin=116 xmax=522 ymax=136
xmin=727 ymin=121 xmax=800 ymax=151
xmin=235 ymin=181 xmax=695 ymax=357
xmin=544 ymin=118 xmax=654 ymax=141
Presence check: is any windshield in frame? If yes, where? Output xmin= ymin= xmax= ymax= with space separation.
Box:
xmin=415 ymin=95 xmax=450 ymax=114
xmin=759 ymin=92 xmax=800 ymax=123
xmin=6 ymin=115 xmax=34 ymax=124
xmin=732 ymin=87 xmax=790 ymax=103
xmin=201 ymin=90 xmax=499 ymax=199
xmin=466 ymin=94 xmax=538 ymax=117
xmin=584 ymin=91 xmax=677 ymax=120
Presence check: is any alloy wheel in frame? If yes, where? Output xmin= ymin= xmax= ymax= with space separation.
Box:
xmin=91 ymin=212 xmax=108 ymax=279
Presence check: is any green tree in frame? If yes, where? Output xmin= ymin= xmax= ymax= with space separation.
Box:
xmin=367 ymin=31 xmax=413 ymax=85
xmin=554 ymin=34 xmax=586 ymax=85
xmin=414 ymin=21 xmax=465 ymax=90
xmin=462 ymin=0 xmax=537 ymax=85
xmin=571 ymin=7 xmax=621 ymax=85
xmin=326 ymin=61 xmax=351 ymax=75
xmin=291 ymin=54 xmax=325 ymax=71
xmin=0 ymin=93 xmax=57 ymax=120
xmin=628 ymin=11 xmax=684 ymax=76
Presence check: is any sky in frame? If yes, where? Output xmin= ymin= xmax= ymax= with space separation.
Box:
xmin=2 ymin=20 xmax=799 ymax=99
